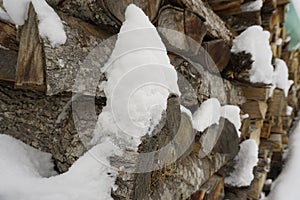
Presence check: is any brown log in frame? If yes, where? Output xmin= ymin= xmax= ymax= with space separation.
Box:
xmin=189 ymin=174 xmax=225 ymax=200
xmin=267 ymin=88 xmax=287 ymax=117
xmin=0 ymin=49 xmax=17 ymax=82
xmin=193 ymin=118 xmax=240 ymax=158
xmin=201 ymin=39 xmax=231 ymax=72
xmin=0 ymin=20 xmax=18 ymax=51
xmin=17 ymin=3 xmax=112 ymax=95
xmin=221 ymin=11 xmax=262 ymax=32
xmin=102 ymin=0 xmax=164 ymax=25
xmin=241 ymin=100 xmax=268 ymax=119
xmin=169 ymin=0 xmax=233 ymax=43
xmin=47 ymin=0 xmax=164 ymax=28
xmin=241 ymin=86 xmax=270 ymax=101
xmin=16 ymin=4 xmax=45 ymax=91
xmin=157 ymin=6 xmax=207 ymax=55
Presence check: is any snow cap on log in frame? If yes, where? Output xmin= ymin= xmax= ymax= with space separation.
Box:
xmin=231 ymin=25 xmax=273 ymax=84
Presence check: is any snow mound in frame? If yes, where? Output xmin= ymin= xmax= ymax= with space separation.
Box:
xmin=269 ymin=58 xmax=293 ymax=97
xmin=3 ymin=0 xmax=66 ymax=47
xmin=241 ymin=0 xmax=263 ymax=12
xmin=231 ymin=26 xmax=273 ymax=84
xmin=225 ymin=139 xmax=259 ymax=187
xmin=0 ymin=134 xmax=120 ymax=200
xmin=192 ymin=98 xmax=221 ymax=132
xmin=92 ymin=4 xmax=180 ymax=149
xmin=192 ymin=98 xmax=242 ymax=136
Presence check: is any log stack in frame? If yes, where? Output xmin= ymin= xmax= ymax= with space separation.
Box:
xmin=0 ymin=0 xmax=299 ymax=199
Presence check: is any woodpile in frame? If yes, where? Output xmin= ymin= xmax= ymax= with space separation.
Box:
xmin=0 ymin=0 xmax=299 ymax=199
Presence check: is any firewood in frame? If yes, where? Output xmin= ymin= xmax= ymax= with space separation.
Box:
xmin=269 ymin=133 xmax=283 ymax=152
xmin=15 ymin=4 xmax=45 ymax=91
xmin=157 ymin=5 xmax=207 ymax=55
xmin=17 ymin=3 xmax=112 ymax=94
xmin=221 ymin=11 xmax=262 ymax=32
xmin=241 ymin=86 xmax=270 ymax=101
xmin=169 ymin=0 xmax=233 ymax=42
xmin=0 ymin=49 xmax=17 ymax=83
xmin=267 ymin=89 xmax=287 ymax=117
xmin=193 ymin=118 xmax=239 ymax=159
xmin=47 ymin=0 xmax=164 ymax=28
xmin=241 ymin=100 xmax=268 ymax=119
xmin=0 ymin=20 xmax=18 ymax=51
xmin=189 ymin=174 xmax=225 ymax=200
xmin=201 ymin=39 xmax=231 ymax=72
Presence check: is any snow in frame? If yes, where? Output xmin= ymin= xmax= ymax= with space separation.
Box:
xmin=286 ymin=106 xmax=293 ymax=116
xmin=285 ymin=36 xmax=291 ymax=43
xmin=92 ymin=4 xmax=180 ymax=150
xmin=231 ymin=26 xmax=273 ymax=84
xmin=221 ymin=105 xmax=242 ymax=137
xmin=225 ymin=139 xmax=259 ymax=187
xmin=192 ymin=98 xmax=221 ymax=132
xmin=276 ymin=38 xmax=283 ymax=46
xmin=267 ymin=114 xmax=300 ymax=200
xmin=269 ymin=58 xmax=294 ymax=97
xmin=0 ymin=134 xmax=120 ymax=200
xmin=0 ymin=7 xmax=13 ymax=23
xmin=31 ymin=0 xmax=67 ymax=47
xmin=192 ymin=98 xmax=242 ymax=136
xmin=181 ymin=105 xmax=193 ymax=120
xmin=241 ymin=114 xmax=250 ymax=119
xmin=3 ymin=0 xmax=66 ymax=47
xmin=3 ymin=0 xmax=30 ymax=25
xmin=292 ymin=0 xmax=300 ymax=19
xmin=241 ymin=0 xmax=263 ymax=12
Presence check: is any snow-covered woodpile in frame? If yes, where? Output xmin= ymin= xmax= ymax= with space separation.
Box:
xmin=0 ymin=0 xmax=299 ymax=199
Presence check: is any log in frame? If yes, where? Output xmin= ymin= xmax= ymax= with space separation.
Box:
xmin=201 ymin=39 xmax=231 ymax=72
xmin=223 ymin=51 xmax=254 ymax=84
xmin=169 ymin=0 xmax=233 ymax=43
xmin=189 ymin=174 xmax=225 ymax=200
xmin=221 ymin=11 xmax=262 ymax=32
xmin=267 ymin=88 xmax=287 ymax=117
xmin=0 ymin=49 xmax=17 ymax=82
xmin=0 ymin=84 xmax=104 ymax=172
xmin=17 ymin=3 xmax=112 ymax=95
xmin=241 ymin=86 xmax=270 ymax=102
xmin=0 ymin=20 xmax=18 ymax=51
xmin=47 ymin=0 xmax=164 ymax=28
xmin=15 ymin=4 xmax=45 ymax=91
xmin=193 ymin=118 xmax=240 ymax=158
xmin=241 ymin=100 xmax=268 ymax=119
xmin=157 ymin=5 xmax=207 ymax=55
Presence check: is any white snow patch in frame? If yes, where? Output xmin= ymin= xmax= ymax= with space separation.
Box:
xmin=276 ymin=38 xmax=283 ymax=46
xmin=3 ymin=0 xmax=30 ymax=25
xmin=92 ymin=4 xmax=180 ymax=150
xmin=221 ymin=105 xmax=242 ymax=137
xmin=231 ymin=26 xmax=273 ymax=84
xmin=269 ymin=58 xmax=294 ymax=97
xmin=286 ymin=106 xmax=293 ymax=116
xmin=192 ymin=98 xmax=221 ymax=132
xmin=31 ymin=0 xmax=67 ymax=47
xmin=3 ymin=0 xmax=66 ymax=46
xmin=267 ymin=113 xmax=300 ymax=200
xmin=225 ymin=139 xmax=259 ymax=187
xmin=180 ymin=105 xmax=193 ymax=120
xmin=0 ymin=134 xmax=120 ymax=200
xmin=241 ymin=0 xmax=263 ymax=12
xmin=0 ymin=7 xmax=13 ymax=23
xmin=241 ymin=113 xmax=250 ymax=119
xmin=192 ymin=98 xmax=241 ymax=136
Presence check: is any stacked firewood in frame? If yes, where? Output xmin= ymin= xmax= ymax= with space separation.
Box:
xmin=0 ymin=0 xmax=299 ymax=199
